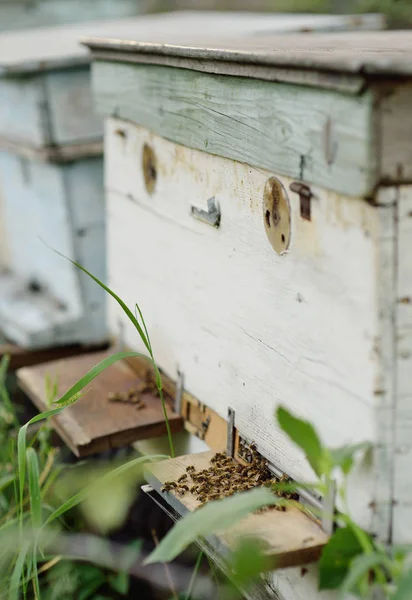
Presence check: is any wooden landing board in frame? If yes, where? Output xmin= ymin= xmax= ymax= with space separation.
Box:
xmin=16 ymin=350 xmax=183 ymax=457
xmin=0 ymin=341 xmax=108 ymax=371
xmin=145 ymin=451 xmax=328 ymax=569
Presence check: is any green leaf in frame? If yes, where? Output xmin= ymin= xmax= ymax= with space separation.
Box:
xmin=109 ymin=571 xmax=129 ymax=595
xmin=393 ymin=570 xmax=412 ymax=600
xmin=276 ymin=406 xmax=324 ymax=477
xmin=319 ymin=526 xmax=363 ymax=590
xmin=230 ymin=538 xmax=272 ymax=588
xmin=27 ymin=448 xmax=42 ymax=529
xmin=78 ymin=572 xmax=106 ymax=600
xmin=329 ymin=443 xmax=371 ymax=476
xmin=44 ymin=454 xmax=167 ymax=526
xmin=145 ymin=488 xmax=282 ymax=564
xmin=17 ymin=400 xmax=82 ymax=519
xmin=53 ymin=351 xmax=147 ymax=406
xmin=339 ymin=552 xmax=390 ymax=598
xmin=0 ymin=353 xmax=9 ymax=385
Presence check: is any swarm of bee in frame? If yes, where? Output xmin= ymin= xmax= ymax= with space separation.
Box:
xmin=161 ymin=444 xmax=298 ymax=511
xmin=107 ymin=373 xmax=158 ymax=410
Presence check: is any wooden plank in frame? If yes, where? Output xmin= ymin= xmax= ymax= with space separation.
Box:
xmin=2 ymin=12 xmax=379 ymax=75
xmin=17 ymin=350 xmax=183 ymax=457
xmin=86 ymin=29 xmax=412 ymax=81
xmin=0 ymin=341 xmax=108 ymax=371
xmin=146 ymin=451 xmax=328 ymax=569
xmin=95 ymin=62 xmax=375 ymax=197
xmin=393 ymin=185 xmax=412 ymax=545
xmin=370 ymin=187 xmax=397 ymax=544
xmin=104 ymin=119 xmax=384 ymax=531
xmin=0 ymin=137 xmax=103 ymax=162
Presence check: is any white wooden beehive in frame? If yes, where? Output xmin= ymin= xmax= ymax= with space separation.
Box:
xmin=82 ymin=12 xmax=412 ymax=598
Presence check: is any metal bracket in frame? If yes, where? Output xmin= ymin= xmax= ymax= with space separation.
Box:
xmin=226 ymin=407 xmax=235 ymax=457
xmin=175 ymin=369 xmax=184 ymax=415
xmin=289 ymin=181 xmax=313 ymax=221
xmin=190 ymin=197 xmax=221 ymax=228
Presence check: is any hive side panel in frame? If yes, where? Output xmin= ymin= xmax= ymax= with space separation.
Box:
xmin=64 ymin=157 xmax=108 ymax=343
xmin=46 ymin=69 xmax=103 ymax=147
xmin=0 ymin=152 xmax=82 ymax=315
xmin=104 ymin=118 xmax=383 ymax=529
xmin=393 ymin=185 xmax=412 ymax=544
xmin=0 ymin=76 xmax=48 ymax=147
xmin=93 ymin=61 xmax=376 ymax=197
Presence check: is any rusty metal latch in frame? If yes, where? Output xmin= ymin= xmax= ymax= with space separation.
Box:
xmin=191 ymin=197 xmax=221 ymax=228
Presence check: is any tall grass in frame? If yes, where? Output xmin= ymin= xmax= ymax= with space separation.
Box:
xmin=0 ymin=259 xmax=178 ymax=598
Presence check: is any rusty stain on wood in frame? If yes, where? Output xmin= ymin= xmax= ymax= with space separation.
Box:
xmin=142 ymin=142 xmax=157 ymax=195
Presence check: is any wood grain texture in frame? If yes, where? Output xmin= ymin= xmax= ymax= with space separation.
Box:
xmin=393 ymin=185 xmax=412 ymax=545
xmin=17 ymin=350 xmax=183 ymax=457
xmin=146 ymin=451 xmax=328 ymax=569
xmin=93 ymin=61 xmax=375 ymax=197
xmin=104 ymin=119 xmax=388 ymax=531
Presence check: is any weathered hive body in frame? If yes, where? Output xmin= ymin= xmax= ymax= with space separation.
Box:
xmin=81 ymin=13 xmax=412 ymax=598
xmin=0 ymin=21 xmax=114 ymax=349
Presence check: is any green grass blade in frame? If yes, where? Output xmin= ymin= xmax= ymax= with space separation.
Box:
xmin=145 ymin=488 xmax=283 ymax=564
xmin=0 ymin=353 xmax=9 ymax=385
xmin=17 ymin=397 xmax=83 ymax=523
xmin=26 ymin=449 xmax=42 ymax=529
xmin=8 ymin=541 xmax=29 ymax=600
xmin=30 ymin=546 xmax=40 ymax=600
xmin=135 ymin=303 xmax=152 ymax=354
xmin=53 ymin=351 xmax=146 ymax=406
xmin=44 ymin=454 xmax=168 ymax=527
xmin=48 ymin=245 xmax=151 ymax=354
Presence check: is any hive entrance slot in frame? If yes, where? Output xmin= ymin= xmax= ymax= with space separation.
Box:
xmin=145 ymin=450 xmax=329 ymax=570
